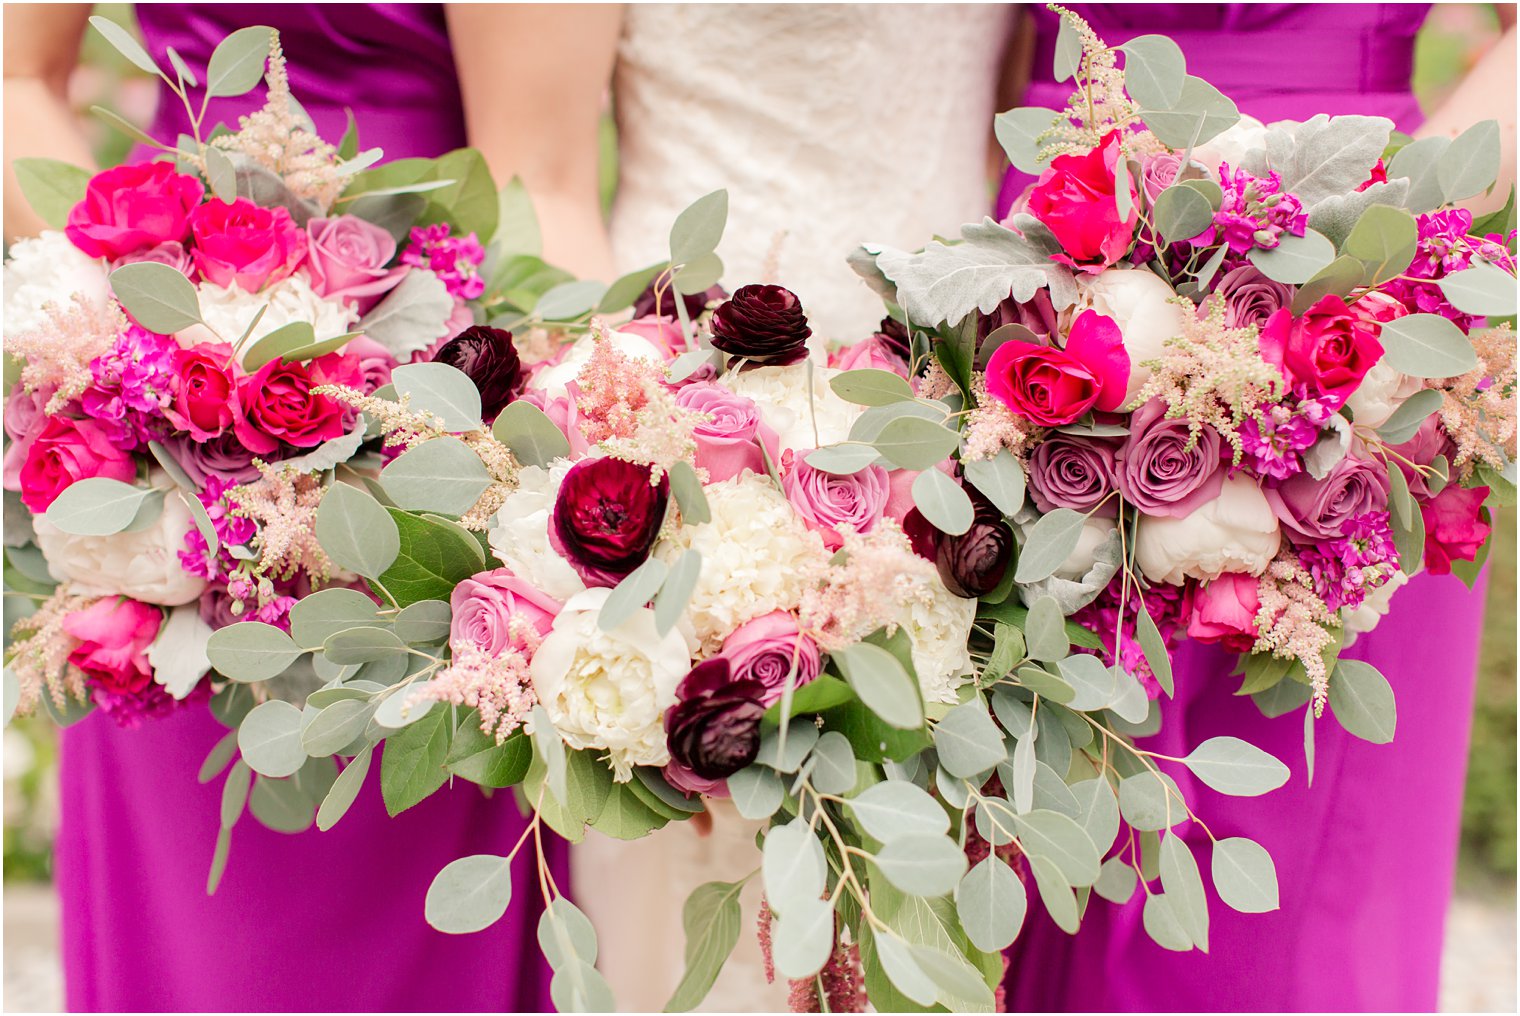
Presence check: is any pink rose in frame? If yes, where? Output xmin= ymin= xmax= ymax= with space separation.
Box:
xmin=1421 ymin=484 xmax=1490 ymax=575
xmin=1116 ymin=399 xmax=1225 ymax=518
xmin=188 ymin=198 xmax=307 ymax=291
xmin=720 ymin=610 xmax=821 ymax=706
xmin=985 ymin=310 xmax=1130 ymax=426
xmin=113 ymin=240 xmax=194 ymax=276
xmin=18 ymin=416 xmax=137 ymax=513
xmin=1187 ymin=573 xmax=1261 ymax=652
xmin=449 ymin=568 xmax=561 ymax=655
xmin=65 ymin=162 xmax=204 ymax=260
xmin=2 ymin=386 xmax=51 ymax=490
xmin=617 ymin=315 xmax=688 ymax=358
xmin=1264 ymin=452 xmax=1389 ymax=546
xmin=1389 ymin=415 xmax=1457 ymax=500
xmin=830 ymin=335 xmax=911 ymax=378
xmin=233 ymin=353 xmax=362 ymax=453
xmin=1258 ymin=295 xmax=1384 ymax=410
xmin=343 ymin=335 xmax=399 ymax=394
xmin=674 ymin=382 xmax=778 ymax=483
xmin=304 ymin=215 xmax=406 ymax=314
xmin=1027 ymin=130 xmax=1138 ymax=272
xmin=515 ymin=389 xmax=591 ymax=457
xmin=62 ymin=597 xmax=162 ymax=695
xmin=781 ymin=451 xmax=890 ymax=550
xmin=165 ymin=343 xmax=239 ymax=441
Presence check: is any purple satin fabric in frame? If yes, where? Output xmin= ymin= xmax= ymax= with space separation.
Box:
xmin=1000 ymin=6 xmax=1487 ymax=1012
xmin=57 ymin=6 xmax=563 ymax=1011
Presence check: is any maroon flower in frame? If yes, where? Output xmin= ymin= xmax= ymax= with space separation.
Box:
xmin=633 ymin=279 xmax=727 ymax=321
xmin=551 ymin=458 xmax=670 ymax=586
xmin=710 ymin=285 xmax=812 ymax=366
xmin=432 ymin=326 xmax=522 ymax=422
xmin=664 ymin=657 xmax=767 ymax=780
xmin=935 ymin=492 xmax=1016 ymax=598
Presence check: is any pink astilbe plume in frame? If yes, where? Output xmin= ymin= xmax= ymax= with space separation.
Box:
xmin=1252 ymin=549 xmax=1340 ymax=712
xmin=412 ymin=616 xmax=543 ymax=743
xmin=228 ymin=462 xmax=333 ymax=587
xmin=8 ymin=295 xmax=125 ymax=414
xmin=799 ymin=521 xmax=940 ymax=652
xmin=7 ymin=586 xmax=92 ymax=714
xmin=963 ymin=373 xmax=1042 ymax=462
xmin=1432 ymin=325 xmax=1517 ymax=477
xmin=572 ymin=323 xmax=662 ymax=445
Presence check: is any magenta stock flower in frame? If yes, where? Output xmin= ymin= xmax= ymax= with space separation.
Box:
xmin=188 ymin=198 xmax=308 ymax=292
xmin=81 ymin=325 xmax=177 ymax=450
xmin=1237 ymin=404 xmax=1320 ymax=481
xmin=550 ymin=457 xmax=670 ymax=587
xmin=1383 ymin=208 xmax=1516 ymax=327
xmin=400 ymin=223 xmax=486 ymax=301
xmin=1298 ymin=511 xmax=1400 ymax=610
xmin=1207 ymin=163 xmax=1307 ymax=257
xmin=65 ymin=162 xmax=204 ymax=260
xmin=985 ymin=310 xmax=1130 ymax=426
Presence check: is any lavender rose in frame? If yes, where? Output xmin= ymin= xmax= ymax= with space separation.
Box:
xmin=305 ymin=215 xmax=405 ymax=314
xmin=161 ymin=431 xmax=263 ymax=488
xmin=720 ymin=610 xmax=820 ymax=705
xmin=1027 ymin=434 xmax=1120 ymax=516
xmin=674 ymin=381 xmax=775 ymax=483
xmin=1214 ymin=265 xmax=1294 ymax=329
xmin=782 ymin=454 xmax=890 ymax=549
xmin=113 ymin=241 xmax=194 ymax=276
xmin=1116 ymin=399 xmax=1226 ymax=518
xmin=550 ymin=457 xmax=670 ymax=586
xmin=664 ymin=657 xmax=767 ymax=780
xmin=1140 ymin=152 xmax=1185 ymax=205
xmin=1264 ymin=451 xmax=1391 ymax=546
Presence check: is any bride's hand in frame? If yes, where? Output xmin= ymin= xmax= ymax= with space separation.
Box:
xmin=1415 ymin=6 xmax=1516 ymax=215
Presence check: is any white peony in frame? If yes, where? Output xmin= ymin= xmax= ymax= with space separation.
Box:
xmin=1344 ymin=360 xmax=1422 ymax=430
xmin=486 ymin=460 xmax=588 ymax=602
xmin=1073 ymin=268 xmax=1188 ymax=405
xmin=655 ymin=473 xmax=827 ymax=653
xmin=32 ymin=489 xmax=207 ymax=605
xmin=1135 ymin=475 xmax=1282 ymax=585
xmin=1342 ymin=570 xmax=1411 ymax=641
xmin=526 ymin=327 xmax=665 ymax=399
xmin=897 ymin=584 xmax=978 ymax=705
xmin=177 ymin=275 xmax=357 ymax=358
xmin=1192 ymin=114 xmax=1270 ymax=173
xmin=3 ymin=231 xmax=111 ymax=340
xmin=723 ymin=362 xmax=865 ymax=452
xmin=1053 ymin=517 xmax=1120 ymax=581
xmin=530 ymin=587 xmax=695 ymax=780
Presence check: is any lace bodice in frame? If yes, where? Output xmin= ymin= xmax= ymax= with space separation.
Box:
xmin=610 ymin=3 xmax=1014 ymax=340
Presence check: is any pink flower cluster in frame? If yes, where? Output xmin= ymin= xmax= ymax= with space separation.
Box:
xmin=400 ymin=223 xmax=486 ymax=301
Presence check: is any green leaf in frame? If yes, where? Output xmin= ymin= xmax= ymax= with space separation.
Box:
xmin=551 ymin=958 xmax=616 ymax=1013
xmin=236 ymin=700 xmax=306 ymax=778
xmin=722 ymin=763 xmax=781 ymax=820
xmin=198 ymin=730 xmax=240 ymax=784
xmin=1470 ymin=185 xmax=1517 ymax=241
xmin=773 ymin=896 xmax=836 ymax=979
xmin=598 ymin=557 xmax=669 ymax=632
xmin=1154 ymin=184 xmax=1215 ymax=245
xmin=1159 ymin=834 xmax=1209 ymax=951
xmin=425 ymin=854 xmax=513 ymax=934
xmin=1142 ymin=891 xmax=1192 ymax=951
xmin=1211 ymin=836 xmax=1280 ymax=914
xmin=207 ymin=622 xmax=302 ymax=683
xmin=956 ymin=856 xmax=1027 ymax=952
xmin=1343 ymin=204 xmax=1418 ymax=285
xmin=1094 ymin=856 xmax=1138 ymax=904
xmin=392 ymin=362 xmax=483 ymax=432
xmin=805 ymin=444 xmax=882 ymax=476
xmin=447 ymin=717 xmax=532 ymax=788
xmin=88 ymin=16 xmax=161 ymax=75
xmin=1386 ymin=135 xmax=1450 ymax=213
xmin=1247 ymin=228 xmax=1336 ymax=284
xmin=382 ymin=436 xmax=492 ymax=515
xmin=674 ymin=252 xmax=723 ymax=294
xmin=12 ymin=158 xmax=90 ymax=229
xmin=669 ymin=189 xmax=729 ymax=266
xmin=667 ymin=459 xmax=711 ymax=525
xmin=934 ymin=701 xmax=1007 ymax=777
xmin=393 ymin=599 xmax=452 ymax=645
xmin=322 ymin=625 xmax=407 ymax=665
xmin=492 ymin=400 xmax=571 ymax=467
xmin=535 ymin=279 xmax=608 ymax=321
xmin=1120 ymin=34 xmax=1187 ymax=109
xmin=1014 ymin=508 xmax=1086 ymax=583
xmin=1134 ymin=597 xmax=1174 ymax=696
xmin=1181 ymin=736 xmax=1290 ymax=796
xmin=1070 ymin=777 xmax=1120 ymax=855
xmin=1142 ymin=75 xmax=1240 ymax=148
xmin=588 ymin=782 xmax=668 ymax=840
xmin=41 ymin=478 xmax=153 ymax=536
xmin=830 ymin=368 xmax=916 ymax=407
xmin=833 ymin=641 xmax=923 ymax=729
xmin=1438 ymin=120 xmax=1502 ymax=203
xmin=994 ymin=106 xmax=1060 ymax=175
xmin=205 ymin=26 xmax=272 ymax=97
xmin=873 ymin=416 xmax=962 ymax=471
xmin=654 ymin=549 xmax=701 ymax=637
xmin=220 ymin=759 xmax=252 ymax=828
xmin=847 ymin=780 xmax=949 ymax=842
xmin=1012 ymin=808 xmax=1101 ymax=886
xmin=1378 ymin=313 xmax=1479 ymax=378
xmin=288 ymin=588 xmax=382 ymax=650
xmin=316 ymin=747 xmax=373 ymax=830
xmin=241 ymin=321 xmax=316 ymax=371
xmin=1013 ymin=664 xmax=1078 ymax=705
xmin=537 ymin=896 xmax=599 ymax=968
xmin=376 ymin=509 xmax=483 ymax=607
xmin=203 ymin=145 xmax=237 ymax=202
xmin=763 ymin=820 xmax=828 ymax=914
xmin=1291 ymin=254 xmax=1364 ymax=314
xmin=756 ymin=722 xmax=819 ymax=773
xmin=380 ymin=705 xmax=452 ymax=816
xmin=428 ymin=148 xmax=499 ymax=242
xmin=876 ymin=833 xmax=969 ymax=897
xmin=869 ymin=928 xmax=939 ymax=1007
xmin=598 ymin=262 xmax=664 ymax=314
xmin=109 ymin=262 xmax=203 ymax=333
xmin=316 ymin=483 xmax=400 ymax=579
xmin=1437 ymin=262 xmax=1517 ymax=317
xmin=302 ymin=698 xmax=374 ymax=756
xmin=1376 ymin=388 xmax=1446 ymax=446
xmin=1025 ymin=595 xmax=1069 ymax=663
xmin=1027 ymin=855 xmax=1080 ymax=933
xmin=663 ymin=880 xmax=744 ymax=1012
xmin=1328 ymin=658 xmax=1396 ymax=744
xmin=1118 ymin=770 xmax=1185 ymax=831
xmin=911 ymin=468 xmax=974 ymax=536
xmin=962 ymin=449 xmax=1026 ymax=517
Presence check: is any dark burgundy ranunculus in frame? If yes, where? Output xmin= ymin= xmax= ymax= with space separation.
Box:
xmin=874 ymin=315 xmax=913 ymax=364
xmin=664 ymin=657 xmax=767 ymax=780
xmin=710 ymin=285 xmax=812 ymax=366
xmin=901 ymin=507 xmax=941 ymax=562
xmin=432 ymin=326 xmax=522 ymax=421
xmin=632 ymin=279 xmax=727 ymax=321
xmin=978 ymin=287 xmax=1060 ymax=349
xmin=550 ymin=457 xmax=670 ymax=586
xmin=935 ymin=493 xmax=1016 ymax=598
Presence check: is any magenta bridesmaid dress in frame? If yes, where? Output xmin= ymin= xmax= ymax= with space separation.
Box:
xmin=55 ymin=7 xmax=564 ymax=1010
xmin=999 ymin=5 xmax=1489 ymax=1011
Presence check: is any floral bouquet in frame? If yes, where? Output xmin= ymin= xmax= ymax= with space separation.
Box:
xmin=2 ymin=21 xmax=557 ymax=841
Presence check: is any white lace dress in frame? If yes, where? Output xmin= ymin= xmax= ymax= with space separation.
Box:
xmin=577 ymin=5 xmax=1014 ymax=1010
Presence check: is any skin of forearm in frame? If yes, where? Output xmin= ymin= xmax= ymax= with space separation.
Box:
xmin=4 ymin=77 xmax=96 ymax=241
xmin=1416 ymin=25 xmax=1518 ymax=216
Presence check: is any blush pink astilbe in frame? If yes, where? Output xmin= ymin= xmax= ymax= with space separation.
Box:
xmin=412 ymin=616 xmax=543 ymax=743
xmin=7 ymin=586 xmax=93 ymax=714
xmin=1252 ymin=549 xmax=1339 ymax=713
xmin=9 ymin=295 xmax=125 ymax=414
xmin=798 ymin=521 xmax=940 ymax=653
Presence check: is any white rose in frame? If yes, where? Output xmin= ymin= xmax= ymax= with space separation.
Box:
xmin=1073 ymin=268 xmax=1187 ymax=404
xmin=526 ymin=328 xmax=665 ymax=400
xmin=177 ymin=275 xmax=357 ymax=358
xmin=530 ymin=587 xmax=694 ymax=780
xmin=1342 ymin=570 xmax=1411 ymax=640
xmin=486 ymin=460 xmax=587 ymax=602
xmin=898 ymin=584 xmax=978 ymax=705
xmin=1344 ymin=360 xmax=1422 ymax=430
xmin=723 ymin=363 xmax=864 ymax=452
xmin=33 ymin=488 xmax=207 ymax=605
xmin=1192 ymin=114 xmax=1269 ymax=173
xmin=3 ymin=232 xmax=111 ymax=340
xmin=1135 ymin=475 xmax=1281 ymax=585
xmin=1053 ymin=517 xmax=1120 ymax=581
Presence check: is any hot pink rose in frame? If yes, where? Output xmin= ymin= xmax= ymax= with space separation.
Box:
xmin=305 ymin=215 xmax=406 ymax=313
xmin=1421 ymin=484 xmax=1491 ymax=575
xmin=233 ymin=353 xmax=362 ymax=453
xmin=1258 ymin=295 xmax=1384 ymax=409
xmin=165 ymin=343 xmax=239 ymax=440
xmin=449 ymin=568 xmax=561 ymax=655
xmin=1027 ymin=130 xmax=1138 ymax=272
xmin=113 ymin=240 xmax=194 ymax=276
xmin=674 ymin=382 xmax=778 ymax=483
xmin=618 ymin=315 xmax=688 ymax=358
xmin=830 ymin=335 xmax=911 ymax=378
xmin=720 ymin=610 xmax=821 ymax=705
xmin=781 ymin=451 xmax=890 ymax=550
xmin=62 ymin=597 xmax=162 ymax=695
xmin=18 ymin=416 xmax=137 ymax=512
xmin=985 ymin=310 xmax=1130 ymax=426
xmin=1187 ymin=573 xmax=1261 ymax=652
xmin=65 ymin=162 xmax=204 ymax=260
xmin=188 ymin=198 xmax=307 ymax=291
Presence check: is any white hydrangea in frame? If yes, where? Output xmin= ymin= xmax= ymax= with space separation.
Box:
xmin=896 ymin=584 xmax=978 ymax=705
xmin=486 ymin=460 xmax=587 ymax=602
xmin=32 ymin=489 xmax=206 ymax=606
xmin=3 ymin=231 xmax=111 ymax=340
xmin=530 ymin=587 xmax=695 ymax=780
xmin=723 ymin=362 xmax=865 ymax=452
xmin=177 ymin=274 xmax=356 ymax=358
xmin=655 ymin=473 xmax=827 ymax=654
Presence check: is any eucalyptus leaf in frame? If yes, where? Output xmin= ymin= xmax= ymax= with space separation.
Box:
xmin=315 ymin=483 xmax=400 ymax=579
xmin=847 ymin=780 xmax=950 ymax=842
xmin=1387 ymin=135 xmax=1451 ymax=213
xmin=1142 ymin=76 xmax=1240 ymax=148
xmin=1328 ymin=658 xmax=1396 ymax=744
xmin=726 ymin=764 xmax=785 ymax=820
xmin=382 ymin=436 xmax=492 ymax=514
xmin=994 ymin=107 xmax=1061 ymax=175
xmin=1094 ymin=856 xmax=1138 ymax=904
xmin=598 ymin=557 xmax=669 ymax=632
xmin=1013 ymin=808 xmax=1101 ymax=886
xmin=41 ymin=478 xmax=153 ymax=536
xmin=1377 ymin=313 xmax=1478 ymax=378
xmin=667 ymin=460 xmax=711 ymax=525
xmin=773 ymin=896 xmax=835 ymax=980
xmin=1211 ymin=836 xmax=1280 ymax=914
xmin=1143 ymin=891 xmax=1193 ymax=951
xmin=237 ymin=700 xmax=306 ymax=778
xmin=1118 ymin=770 xmax=1185 ymax=831
xmin=957 ymin=856 xmax=1027 ymax=952
xmin=669 ymin=189 xmax=729 ymax=266
xmin=763 ymin=820 xmax=827 ymax=915
xmin=535 ymin=280 xmax=609 ymax=321
xmin=207 ymin=622 xmax=302 ymax=683
xmin=425 ymin=854 xmax=513 ymax=934
xmin=1120 ymin=35 xmax=1187 ymax=109
xmin=289 ymin=588 xmax=382 ymax=649
xmin=805 ymin=444 xmax=882 ymax=476
xmin=89 ymin=16 xmax=161 ymax=75
xmin=833 ymin=641 xmax=923 ymax=729
xmin=1375 ymin=388 xmax=1446 ymax=446
xmin=876 ymin=833 xmax=969 ymax=897
xmin=1343 ymin=204 xmax=1417 ymax=285
xmin=1247 ymin=228 xmax=1336 ymax=284
xmin=392 ymin=362 xmax=483 ymax=432
xmin=1025 ymin=595 xmax=1069 ymax=662
xmin=1154 ymin=184 xmax=1215 ymax=245
xmin=205 ymin=26 xmax=272 ymax=97
xmin=873 ymin=416 xmax=962 ymax=471
xmin=963 ymin=450 xmax=1026 ymax=517
xmin=1027 ymin=856 xmax=1080 ymax=934
xmin=109 ymin=262 xmax=203 ymax=333
xmin=911 ymin=468 xmax=974 ymax=536
xmin=933 ymin=701 xmax=1007 ymax=777
xmin=808 ymin=730 xmax=857 ymax=795
xmin=1437 ymin=262 xmax=1517 ymax=317
xmin=664 ymin=880 xmax=745 ymax=1012
xmin=1181 ymin=736 xmax=1290 ymax=796
xmin=492 ymin=401 xmax=571 ymax=467
xmin=1159 ymin=834 xmax=1209 ymax=951
xmin=12 ymin=158 xmax=90 ymax=229
xmin=830 ymin=368 xmax=916 ymax=407
xmin=1438 ymin=119 xmax=1502 ymax=203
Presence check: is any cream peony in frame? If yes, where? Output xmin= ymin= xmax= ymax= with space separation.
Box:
xmin=486 ymin=460 xmax=588 ymax=602
xmin=1135 ymin=474 xmax=1282 ymax=585
xmin=526 ymin=327 xmax=665 ymax=399
xmin=1073 ymin=268 xmax=1188 ymax=405
xmin=897 ymin=583 xmax=978 ymax=705
xmin=33 ymin=487 xmax=206 ymax=605
xmin=3 ymin=231 xmax=111 ymax=340
xmin=1343 ymin=360 xmax=1422 ymax=430
xmin=177 ymin=275 xmax=357 ymax=358
xmin=655 ymin=473 xmax=827 ymax=654
xmin=1192 ymin=114 xmax=1270 ymax=173
xmin=723 ymin=362 xmax=865 ymax=453
xmin=530 ymin=587 xmax=694 ymax=780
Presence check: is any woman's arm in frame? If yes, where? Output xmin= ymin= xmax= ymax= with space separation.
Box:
xmin=1416 ymin=5 xmax=1517 ymax=215
xmin=3 ymin=4 xmax=95 ymax=241
xmin=445 ymin=4 xmax=623 ymax=280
